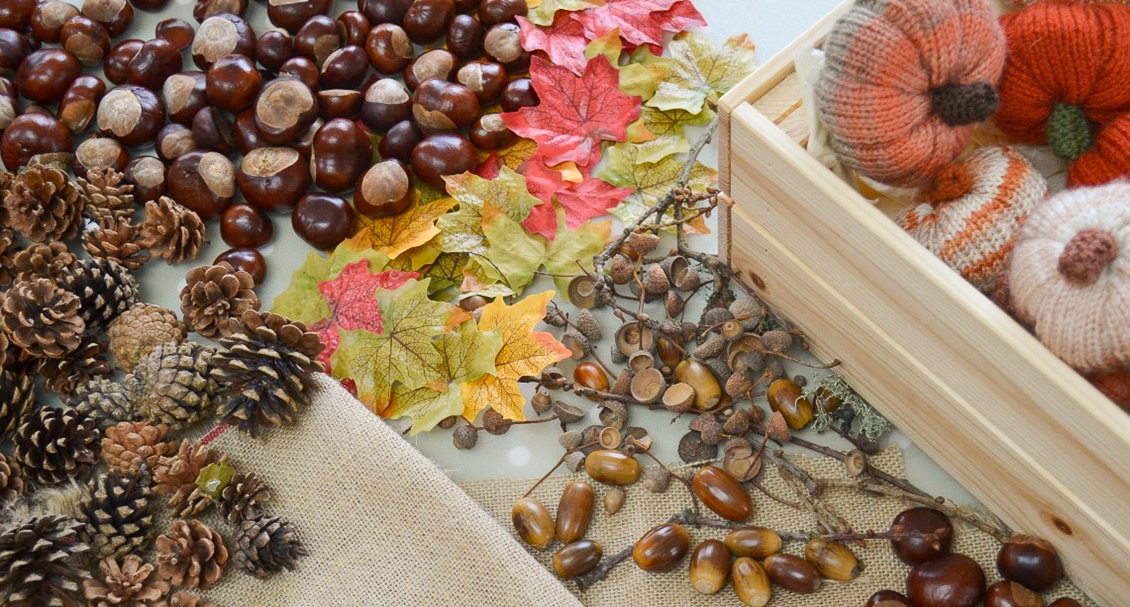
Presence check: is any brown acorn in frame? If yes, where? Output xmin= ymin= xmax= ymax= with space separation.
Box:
xmin=764 ymin=553 xmax=821 ymax=594
xmin=632 ymin=523 xmax=689 ymax=573
xmin=725 ymin=527 xmax=782 ymax=559
xmin=512 ymin=496 xmax=554 ymax=549
xmin=692 ymin=465 xmax=753 ymax=522
xmin=552 ymin=540 xmax=601 ymax=579
xmin=804 ymin=538 xmax=859 ymax=581
xmin=731 ymin=556 xmax=771 ymax=607
xmin=555 ymin=480 xmax=594 ymax=545
xmin=767 ymin=378 xmax=813 ymax=430
xmin=584 ymin=449 xmax=640 ymax=485
xmin=689 ymin=539 xmax=730 ymax=595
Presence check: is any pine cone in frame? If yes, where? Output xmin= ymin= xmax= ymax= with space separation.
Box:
xmin=179 ymin=263 xmax=260 ymax=339
xmin=85 ymin=215 xmax=150 ymax=272
xmin=78 ymin=167 xmax=136 ymax=224
xmin=2 ymin=162 xmax=85 ymax=242
xmin=213 ymin=311 xmax=324 ymax=437
xmin=155 ymin=520 xmax=228 ymax=591
xmin=0 ymin=515 xmax=91 ymax=606
xmin=14 ymin=406 xmax=102 ymax=485
xmin=77 ymin=469 xmax=156 ymax=559
xmin=83 ymin=555 xmax=170 ymax=607
xmin=101 ymin=422 xmax=176 ymax=475
xmin=11 ymin=240 xmax=77 ymax=282
xmin=167 ymin=592 xmax=218 ymax=607
xmin=0 ymin=227 xmax=18 ymax=287
xmin=0 ymin=277 xmax=86 ymax=358
xmin=219 ymin=473 xmax=270 ymax=525
xmin=0 ymin=368 xmax=35 ymax=443
xmin=132 ymin=342 xmax=219 ymax=430
xmin=59 ymin=257 xmax=140 ymax=336
xmin=0 ymin=453 xmax=26 ymax=504
xmin=139 ymin=197 xmax=205 ymax=264
xmin=153 ymin=439 xmax=223 ymax=518
xmin=0 ymin=169 xmax=13 ymax=226
xmin=38 ymin=339 xmax=114 ymax=398
xmin=107 ymin=303 xmax=187 ymax=373
xmin=233 ymin=515 xmax=305 ymax=579
xmin=68 ymin=377 xmax=140 ymax=428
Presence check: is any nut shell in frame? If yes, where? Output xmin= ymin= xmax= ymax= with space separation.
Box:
xmin=632 ymin=523 xmax=689 ymax=572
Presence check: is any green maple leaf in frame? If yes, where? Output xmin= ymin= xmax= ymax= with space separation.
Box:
xmin=271 ymin=252 xmax=333 ymax=324
xmin=598 ymin=142 xmax=718 ymax=227
xmin=525 ymin=0 xmax=603 ymax=26
xmin=437 ymin=168 xmax=539 ymax=255
xmin=584 ymin=30 xmax=672 ymax=101
xmin=645 ymin=32 xmax=757 ymax=114
xmin=387 ymin=320 xmax=504 ymax=433
xmin=639 ymin=105 xmax=716 ymax=141
xmin=422 ymin=252 xmax=470 ymax=293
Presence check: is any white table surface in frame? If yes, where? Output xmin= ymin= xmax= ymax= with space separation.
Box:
xmin=77 ymin=0 xmax=978 ymax=504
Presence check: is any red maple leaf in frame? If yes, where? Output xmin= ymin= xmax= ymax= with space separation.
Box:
xmin=579 ymin=0 xmax=706 ymax=48
xmin=517 ymin=13 xmax=589 ymax=75
xmin=520 ymin=157 xmax=567 ymax=238
xmin=476 ymin=153 xmax=503 ymax=179
xmin=501 ymin=55 xmax=640 ymax=168
xmin=557 ymin=171 xmax=633 ymax=229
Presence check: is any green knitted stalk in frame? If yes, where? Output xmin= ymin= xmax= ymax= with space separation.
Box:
xmin=1048 ymin=103 xmax=1093 ymax=160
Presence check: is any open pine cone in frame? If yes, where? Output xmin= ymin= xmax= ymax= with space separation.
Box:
xmin=2 ymin=162 xmax=85 ymax=242
xmin=107 ymin=302 xmax=186 ymax=373
xmin=0 ymin=170 xmax=12 ymax=225
xmin=11 ymin=240 xmax=77 ymax=282
xmin=0 ymin=277 xmax=85 ymax=359
xmin=85 ymin=215 xmax=150 ymax=272
xmin=14 ymin=406 xmax=102 ymax=485
xmin=77 ymin=469 xmax=156 ymax=559
xmin=0 ymin=227 xmax=17 ymax=287
xmin=102 ymin=421 xmax=176 ymax=475
xmin=0 ymin=452 xmax=26 ymax=504
xmin=219 ymin=472 xmax=270 ymax=525
xmin=38 ymin=339 xmax=114 ymax=398
xmin=233 ymin=515 xmax=305 ymax=579
xmin=59 ymin=257 xmax=140 ymax=336
xmin=0 ymin=515 xmax=91 ymax=606
xmin=167 ymin=592 xmax=218 ymax=607
xmin=83 ymin=554 xmax=170 ymax=607
xmin=78 ymin=167 xmax=135 ymax=224
xmin=132 ymin=342 xmax=219 ymax=429
xmin=179 ymin=262 xmax=260 ymax=339
xmin=213 ymin=311 xmax=324 ymax=437
xmin=153 ymin=439 xmax=223 ymax=518
xmin=68 ymin=377 xmax=140 ymax=429
xmin=139 ymin=197 xmax=205 ymax=264
xmin=155 ymin=520 xmax=228 ymax=591
xmin=0 ymin=368 xmax=35 ymax=443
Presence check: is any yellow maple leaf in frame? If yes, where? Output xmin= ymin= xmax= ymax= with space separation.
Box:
xmin=460 ymin=291 xmax=570 ymax=421
xmin=348 ymin=196 xmax=458 ymax=259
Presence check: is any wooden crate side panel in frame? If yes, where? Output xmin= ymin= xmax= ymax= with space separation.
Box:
xmin=727 ymin=105 xmax=1130 ymax=606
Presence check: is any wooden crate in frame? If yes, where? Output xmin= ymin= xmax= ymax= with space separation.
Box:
xmin=717 ymin=3 xmax=1130 ymax=604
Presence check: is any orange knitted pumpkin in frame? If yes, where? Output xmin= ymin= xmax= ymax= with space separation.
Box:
xmin=1069 ymin=112 xmax=1130 ymax=186
xmin=815 ymin=0 xmax=1007 ymax=188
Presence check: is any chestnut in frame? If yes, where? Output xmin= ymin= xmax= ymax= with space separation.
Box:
xmin=478 ymin=0 xmax=526 ymax=27
xmin=125 ymin=155 xmax=167 ymax=203
xmin=233 ymin=108 xmax=269 ymax=154
xmin=268 ymin=0 xmax=332 ymax=34
xmin=126 ymin=38 xmax=183 ymax=91
xmin=456 ymin=61 xmax=507 ymax=104
xmin=317 ymin=89 xmax=363 ymax=119
xmin=484 ymin=22 xmax=529 ymax=73
xmin=97 ymin=85 xmax=165 ymax=147
xmin=0 ymin=80 xmax=14 ymax=132
xmin=866 ymin=590 xmax=915 ymax=607
xmin=984 ymin=581 xmax=1045 ymax=607
xmin=336 ymin=11 xmax=370 ymax=47
xmin=1049 ymin=600 xmax=1083 ymax=607
xmin=215 ymin=248 xmax=266 ymax=286
xmin=454 ymin=0 xmax=480 ymax=11
xmin=237 ymin=146 xmax=310 ymax=212
xmin=361 ymin=78 xmax=411 ymax=132
xmin=446 ymin=15 xmax=484 ymax=60
xmin=168 ymin=150 xmax=236 ymax=219
xmin=256 ymin=29 xmax=294 ymax=72
xmin=31 ymin=1 xmax=81 ymax=44
xmin=310 ymin=117 xmax=372 ymax=192
xmin=501 ymin=76 xmax=538 ymax=112
xmin=155 ymin=18 xmax=195 ymax=51
xmin=103 ymin=38 xmax=143 ymax=84
xmin=16 ymin=49 xmax=81 ymax=105
xmin=292 ymin=192 xmax=355 ymax=249
xmin=59 ymin=17 xmax=109 ymax=68
xmin=470 ymin=113 xmax=516 ymax=150
xmin=293 ymin=117 xmax=322 ymax=157
xmin=319 ymin=45 xmax=369 ymax=90
xmin=403 ymin=48 xmax=456 ymax=90
xmin=254 ymin=77 xmax=319 ymax=144
xmin=355 ymin=160 xmax=414 ymax=217
xmin=192 ymin=14 xmax=256 ymax=69
xmin=997 ymin=535 xmax=1063 ymax=592
xmin=156 ymin=123 xmax=198 ymax=162
xmin=72 ymin=137 xmax=129 ymax=175
xmin=81 ymin=0 xmax=131 ymax=37
xmin=890 ymin=508 xmax=954 ymax=566
xmin=378 ymin=119 xmax=422 ymax=163
xmin=412 ymin=79 xmax=479 ymax=130
xmin=206 ymin=53 xmax=263 ymax=112
xmin=0 ymin=29 xmax=30 ymax=74
xmin=0 ymin=0 xmax=35 ymax=32
xmin=907 ymin=553 xmax=986 ymax=607
xmin=1 ymin=112 xmax=72 ymax=170
xmin=365 ymin=23 xmax=412 ymax=74
xmin=193 ymin=0 xmax=247 ymax=22
xmin=403 ymin=0 xmax=455 ymax=44
xmin=357 ymin=0 xmax=413 ymax=25
xmin=131 ymin=0 xmax=171 ymax=10
xmin=58 ymin=74 xmax=106 ymax=134
xmin=191 ymin=106 xmax=237 ymax=155
xmin=294 ymin=15 xmax=341 ymax=68
xmin=411 ymin=132 xmax=475 ymax=190
xmin=279 ymin=56 xmax=319 ymax=89
xmin=221 ymin=203 xmax=273 ymax=248
xmin=163 ymin=71 xmax=209 ymax=125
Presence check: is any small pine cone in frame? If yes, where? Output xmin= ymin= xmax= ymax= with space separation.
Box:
xmin=76 ymin=469 xmax=156 ymax=559
xmin=0 ymin=228 xmax=18 ymax=287
xmin=233 ymin=515 xmax=306 ymax=579
xmin=212 ymin=311 xmax=324 ymax=437
xmin=153 ymin=439 xmax=223 ymax=518
xmin=607 ymin=253 xmax=634 ymax=285
xmin=0 ymin=453 xmax=26 ymax=504
xmin=180 ymin=263 xmax=260 ymax=339
xmin=139 ymin=197 xmax=205 ymax=264
xmin=83 ymin=554 xmax=170 ymax=607
xmin=38 ymin=339 xmax=114 ymax=398
xmin=219 ymin=473 xmax=270 ymax=525
xmin=68 ymin=377 xmax=140 ymax=428
xmin=2 ymin=162 xmax=85 ymax=242
xmin=107 ymin=302 xmax=187 ymax=373
xmin=0 ymin=515 xmax=91 ymax=606
xmin=84 ymin=215 xmax=150 ymax=271
xmin=11 ymin=240 xmax=77 ymax=282
xmin=59 ymin=257 xmax=140 ymax=336
xmin=101 ymin=422 xmax=176 ymax=475
xmin=168 ymin=592 xmax=218 ymax=607
xmin=574 ymin=308 xmax=602 ymax=342
xmin=78 ymin=167 xmax=136 ymax=224
xmin=14 ymin=406 xmax=102 ymax=485
xmin=0 ymin=368 xmax=35 ymax=443
xmin=132 ymin=342 xmax=219 ymax=430
xmin=0 ymin=277 xmax=86 ymax=358
xmin=155 ymin=520 xmax=228 ymax=591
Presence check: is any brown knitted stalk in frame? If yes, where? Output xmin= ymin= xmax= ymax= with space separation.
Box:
xmin=0 ymin=277 xmax=86 ymax=359
xmin=2 ymin=162 xmax=85 ymax=242
xmin=179 ymin=262 xmax=260 ymax=339
xmin=107 ymin=302 xmax=187 ymax=373
xmin=155 ymin=520 xmax=228 ymax=591
xmin=101 ymin=421 xmax=176 ymax=475
xmin=83 ymin=555 xmax=170 ymax=607
xmin=0 ymin=228 xmax=17 ymax=287
xmin=138 ymin=197 xmax=205 ymax=264
xmin=220 ymin=472 xmax=270 ymax=524
xmin=11 ymin=240 xmax=78 ymax=282
xmin=0 ymin=452 xmax=26 ymax=504
xmin=0 ymin=515 xmax=91 ymax=606
xmin=168 ymin=592 xmax=218 ymax=607
xmin=38 ymin=339 xmax=114 ymax=398
xmin=78 ymin=167 xmax=136 ymax=224
xmin=153 ymin=439 xmax=223 ymax=518
xmin=13 ymin=406 xmax=102 ymax=485
xmin=84 ymin=215 xmax=150 ymax=272
xmin=233 ymin=515 xmax=305 ymax=579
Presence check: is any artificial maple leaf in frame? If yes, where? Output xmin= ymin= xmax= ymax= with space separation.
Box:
xmin=525 ymin=0 xmax=603 ymax=26
xmin=579 ymin=0 xmax=705 ymax=48
xmin=598 ymin=141 xmax=717 ymax=229
xmin=460 ymin=291 xmax=570 ymax=421
xmin=438 ymin=168 xmax=539 ymax=254
xmin=584 ymin=29 xmax=672 ymax=99
xmin=646 ymin=32 xmax=757 ymax=114
xmin=638 ymin=104 xmax=715 ymax=141
xmin=422 ymin=252 xmax=470 ymax=293
xmin=555 ymin=171 xmax=633 ymax=228
xmin=518 ymin=13 xmax=590 ymax=75
xmin=501 ymin=55 xmax=641 ymax=167
xmin=271 ymin=252 xmax=333 ymax=325
xmin=520 ymin=157 xmax=569 ymax=238
xmin=347 ymin=196 xmax=458 ymax=259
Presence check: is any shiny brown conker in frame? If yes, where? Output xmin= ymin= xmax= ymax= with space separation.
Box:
xmin=232 ymin=108 xmax=268 ymax=154
xmin=254 ymin=77 xmax=319 ymax=144
xmin=163 ymin=71 xmax=209 ymax=125
xmin=446 ymin=14 xmax=484 ymax=60
xmin=221 ymin=203 xmax=274 ymax=249
xmin=103 ymin=38 xmax=143 ymax=84
xmin=500 ymin=76 xmax=538 ymax=112
xmin=456 ymin=61 xmax=507 ymax=104
xmin=358 ymin=0 xmax=413 ymax=25
xmin=30 ymin=1 xmax=80 ymax=44
xmin=156 ymin=123 xmax=197 ymax=162
xmin=206 ymin=53 xmax=263 ymax=112
xmin=984 ymin=580 xmax=1045 ymax=607
xmin=237 ymin=146 xmax=310 ymax=212
xmin=403 ymin=48 xmax=456 ymax=89
xmin=256 ymin=29 xmax=294 ymax=72
xmin=412 ymin=79 xmax=480 ymax=130
xmin=191 ymin=14 xmax=256 ymax=69
xmin=81 ymin=0 xmax=132 ymax=37
xmin=311 ymin=117 xmax=372 ymax=192
xmin=191 ymin=106 xmax=237 ymax=155
xmin=317 ymin=89 xmax=363 ymax=119
xmin=293 ymin=192 xmax=355 ymax=250
xmin=155 ymin=17 xmax=195 ymax=51
xmin=484 ymin=22 xmax=528 ymax=73
xmin=58 ymin=75 xmax=106 ymax=134
xmin=365 ymin=23 xmax=412 ymax=74
xmin=279 ymin=56 xmax=319 ymax=89
xmin=193 ymin=0 xmax=248 ymax=22
xmin=403 ymin=0 xmax=455 ymax=44
xmin=0 ymin=29 xmax=29 ymax=75
xmin=478 ymin=0 xmax=526 ymax=27
xmin=168 ymin=150 xmax=236 ymax=219
xmin=125 ymin=155 xmax=167 ymax=203
xmin=59 ymin=16 xmax=110 ymax=68
xmin=1 ymin=113 xmax=72 ymax=170
xmin=72 ymin=137 xmax=129 ymax=175
xmin=997 ymin=535 xmax=1064 ymax=592
xmin=355 ymin=160 xmax=414 ymax=217
xmin=336 ymin=11 xmax=370 ymax=47
xmin=411 ymin=132 xmax=477 ymax=189
xmin=294 ymin=14 xmax=340 ymax=67
xmin=469 ymin=113 xmax=517 ymax=150
xmin=215 ymin=248 xmax=267 ymax=286
xmin=907 ymin=553 xmax=986 ymax=607
xmin=0 ymin=0 xmax=35 ymax=32
xmin=126 ymin=38 xmax=183 ymax=91
xmin=866 ymin=590 xmax=915 ymax=607
xmin=268 ymin=0 xmax=332 ymax=34
xmin=16 ymin=48 xmax=81 ymax=105
xmin=361 ymin=77 xmax=412 ymax=132
xmin=97 ymin=85 xmax=165 ymax=147
xmin=378 ymin=120 xmax=423 ymax=163
xmin=319 ymin=45 xmax=369 ymax=89
xmin=890 ymin=508 xmax=954 ymax=566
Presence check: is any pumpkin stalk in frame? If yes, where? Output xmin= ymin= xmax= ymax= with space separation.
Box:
xmin=930 ymin=81 xmax=999 ymax=126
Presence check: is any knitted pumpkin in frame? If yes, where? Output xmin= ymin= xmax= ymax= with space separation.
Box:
xmin=1009 ymin=181 xmax=1130 ymax=374
xmin=896 ymin=146 xmax=1047 ymax=293
xmin=1068 ymin=113 xmax=1130 ymax=187
xmin=815 ymin=0 xmax=1007 ymax=188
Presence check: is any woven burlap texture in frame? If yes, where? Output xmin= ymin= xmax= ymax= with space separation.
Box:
xmin=462 ymin=448 xmax=1096 ymax=606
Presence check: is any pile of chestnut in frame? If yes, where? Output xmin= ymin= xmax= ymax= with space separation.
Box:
xmin=0 ymin=0 xmax=538 ymax=284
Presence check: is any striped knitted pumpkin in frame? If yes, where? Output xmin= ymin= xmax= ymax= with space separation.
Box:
xmin=816 ymin=0 xmax=1007 ymax=188
xmin=897 ymin=146 xmax=1047 ymax=293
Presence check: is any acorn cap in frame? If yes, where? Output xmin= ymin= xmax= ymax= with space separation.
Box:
xmin=662 ymin=382 xmax=696 ymax=413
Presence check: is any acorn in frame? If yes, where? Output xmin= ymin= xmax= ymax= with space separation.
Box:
xmin=804 ymin=538 xmax=859 ymax=581
xmin=725 ymin=368 xmax=757 ymax=402
xmin=630 ymin=368 xmax=665 ymax=404
xmin=530 ymin=391 xmax=552 ymax=415
xmin=573 ymin=361 xmax=608 ymax=397
xmin=665 ymin=290 xmax=685 ymax=318
xmin=767 ymin=378 xmax=813 ymax=430
xmin=603 ymin=487 xmax=624 ymax=514
xmin=729 ymin=296 xmax=764 ymax=330
xmin=641 ymin=264 xmax=669 ymax=299
xmin=764 ymin=553 xmax=821 ymax=594
xmin=552 ymin=540 xmax=601 ymax=579
xmin=641 ymin=465 xmax=671 ymax=493
xmin=997 ymin=535 xmax=1063 ymax=592
xmin=731 ymin=557 xmax=772 ymax=607
xmin=632 ymin=523 xmax=689 ymax=572
xmin=555 ymin=481 xmax=594 ymax=545
xmin=692 ymin=465 xmax=753 ymax=522
xmin=694 ymin=334 xmax=726 ymax=359
xmin=725 ymin=527 xmax=782 ymax=559
xmin=689 ymin=539 xmax=730 ymax=595
xmin=584 ymin=449 xmax=639 ymax=486
xmin=608 ymin=253 xmax=633 ymax=284
xmin=722 ymin=408 xmax=753 ymax=435
xmin=674 ymin=360 xmax=721 ymax=410
xmin=511 ymin=496 xmax=554 ymax=549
